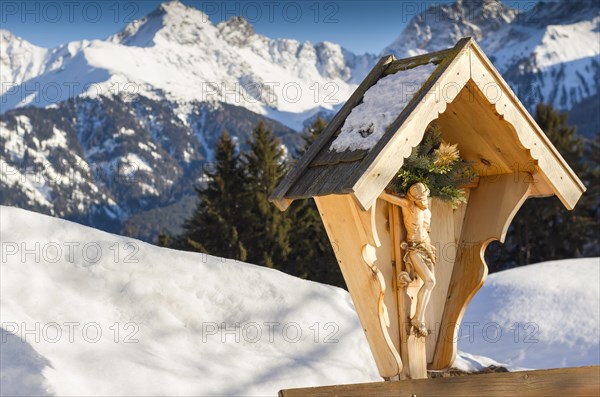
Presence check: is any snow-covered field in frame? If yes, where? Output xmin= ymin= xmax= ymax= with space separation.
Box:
xmin=459 ymin=257 xmax=600 ymax=370
xmin=0 ymin=206 xmax=381 ymax=396
xmin=1 ymin=206 xmax=598 ymax=395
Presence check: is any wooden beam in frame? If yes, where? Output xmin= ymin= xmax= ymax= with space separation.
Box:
xmin=379 ymin=191 xmax=405 ymax=207
xmin=271 ymin=197 xmax=292 ymax=212
xmin=375 ymin=199 xmax=401 ymax=358
xmin=279 ymin=366 xmax=600 ymax=397
xmin=269 ymin=54 xmax=395 ymax=211
xmin=390 ymin=205 xmax=427 ymax=379
xmin=382 ymin=47 xmax=455 ymax=76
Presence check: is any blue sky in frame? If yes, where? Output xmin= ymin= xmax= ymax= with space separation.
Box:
xmin=1 ymin=0 xmax=541 ymax=54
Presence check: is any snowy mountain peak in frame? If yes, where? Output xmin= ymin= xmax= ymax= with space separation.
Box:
xmin=108 ymin=0 xmax=213 ymax=47
xmin=217 ymin=16 xmax=256 ymax=46
xmin=0 ymin=29 xmax=48 ymax=90
xmin=381 ymin=0 xmax=599 ymax=122
xmin=158 ymin=0 xmax=189 ymax=13
xmin=458 ymin=0 xmax=518 ymax=23
xmin=518 ymin=0 xmax=599 ymax=26
xmin=0 ymin=28 xmax=15 ymax=42
xmin=382 ymin=0 xmax=517 ymax=57
xmin=456 ymin=0 xmax=504 ymax=7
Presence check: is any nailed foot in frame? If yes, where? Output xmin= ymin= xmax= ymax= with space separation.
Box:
xmin=398 ymin=271 xmax=413 ymax=288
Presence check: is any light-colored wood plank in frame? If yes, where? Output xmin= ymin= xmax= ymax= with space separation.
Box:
xmin=315 ymin=195 xmax=401 ymax=378
xmin=374 ymin=200 xmax=400 ymax=356
xmin=390 ymin=204 xmax=427 ymax=379
xmin=279 ymin=366 xmax=600 ymax=397
xmin=431 ymin=173 xmax=531 ymax=370
xmin=405 ymin=332 xmax=427 ymax=379
xmin=425 ymin=198 xmax=456 ymax=363
xmin=389 ymin=205 xmax=408 ymax=373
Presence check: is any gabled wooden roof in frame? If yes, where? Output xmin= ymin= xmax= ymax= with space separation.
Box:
xmin=270 ymin=38 xmax=586 ymax=212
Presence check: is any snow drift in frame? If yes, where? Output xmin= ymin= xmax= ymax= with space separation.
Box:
xmin=459 ymin=257 xmax=600 ymax=370
xmin=1 ymin=206 xmax=598 ymax=395
xmin=0 ymin=206 xmax=381 ymax=396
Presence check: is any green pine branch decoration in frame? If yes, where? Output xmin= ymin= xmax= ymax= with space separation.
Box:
xmin=387 ymin=122 xmax=477 ymax=208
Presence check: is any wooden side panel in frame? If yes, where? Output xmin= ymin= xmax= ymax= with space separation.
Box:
xmin=279 ymin=366 xmax=600 ymax=397
xmin=431 ymin=174 xmax=531 ymax=369
xmin=374 ymin=199 xmax=400 ymax=356
xmin=425 ymin=198 xmax=459 ymax=363
xmin=314 ymin=195 xmax=402 ymax=378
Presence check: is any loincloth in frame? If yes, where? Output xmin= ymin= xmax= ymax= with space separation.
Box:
xmin=400 ymin=241 xmax=437 ymax=282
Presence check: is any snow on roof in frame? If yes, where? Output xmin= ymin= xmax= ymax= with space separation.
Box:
xmin=270 ymin=38 xmax=585 ymax=213
xmin=330 ymin=62 xmax=438 ymax=152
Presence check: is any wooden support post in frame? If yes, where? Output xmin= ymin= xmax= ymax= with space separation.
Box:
xmin=390 ymin=204 xmax=427 ymax=379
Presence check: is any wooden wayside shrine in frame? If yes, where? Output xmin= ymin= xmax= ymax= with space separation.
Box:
xmin=269 ymin=37 xmax=587 ymax=385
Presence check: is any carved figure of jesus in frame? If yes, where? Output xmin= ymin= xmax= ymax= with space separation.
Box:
xmin=395 ymin=182 xmax=437 ymax=337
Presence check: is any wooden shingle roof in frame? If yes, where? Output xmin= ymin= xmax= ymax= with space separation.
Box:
xmin=270 ymin=38 xmax=586 ymax=212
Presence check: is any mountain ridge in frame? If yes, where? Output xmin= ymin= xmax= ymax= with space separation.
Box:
xmin=382 ymin=0 xmax=599 ymax=116
xmin=1 ymin=1 xmax=376 ymax=131
xmin=1 ymin=0 xmax=598 ymax=242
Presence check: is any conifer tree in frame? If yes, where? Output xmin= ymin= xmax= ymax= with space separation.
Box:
xmin=579 ymin=132 xmax=599 ymax=257
xmin=286 ymin=118 xmax=345 ymax=287
xmin=180 ymin=131 xmax=248 ymax=261
xmin=157 ymin=231 xmax=172 ymax=248
xmin=242 ymin=121 xmax=291 ymax=268
xmin=297 ymin=117 xmax=327 ymax=156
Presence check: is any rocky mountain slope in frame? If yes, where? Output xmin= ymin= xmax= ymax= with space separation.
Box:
xmin=383 ymin=0 xmax=599 ymax=133
xmin=1 ymin=0 xmax=597 ymax=241
xmin=0 ymin=95 xmax=300 ymax=235
xmin=1 ymin=1 xmax=375 ymax=130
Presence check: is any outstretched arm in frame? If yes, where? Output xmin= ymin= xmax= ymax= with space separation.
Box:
xmin=380 ymin=192 xmax=410 ymax=209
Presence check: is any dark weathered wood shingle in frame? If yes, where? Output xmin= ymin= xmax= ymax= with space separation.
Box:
xmin=269 ymin=54 xmax=396 ymax=210
xmin=269 ymin=44 xmax=458 ymax=209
